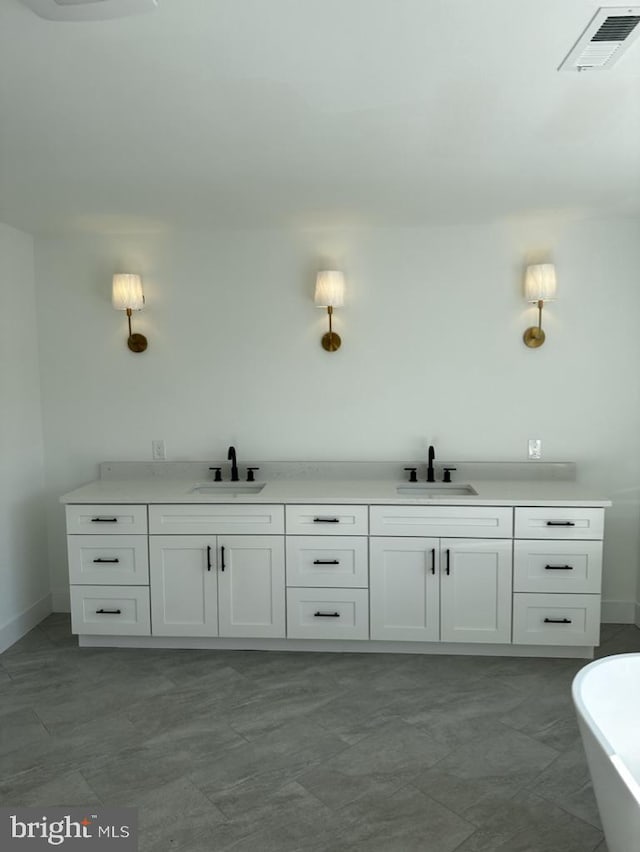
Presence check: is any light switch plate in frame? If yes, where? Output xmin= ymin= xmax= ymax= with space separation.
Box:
xmin=528 ymin=439 xmax=542 ymax=460
xmin=152 ymin=440 xmax=166 ymax=461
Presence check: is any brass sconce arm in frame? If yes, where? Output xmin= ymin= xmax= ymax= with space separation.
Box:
xmin=523 ymin=299 xmax=545 ymax=348
xmin=322 ymin=305 xmax=341 ymax=352
xmin=125 ymin=307 xmax=148 ymax=353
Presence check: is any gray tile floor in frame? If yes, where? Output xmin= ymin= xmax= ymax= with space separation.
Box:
xmin=2 ymin=617 xmax=639 ymax=851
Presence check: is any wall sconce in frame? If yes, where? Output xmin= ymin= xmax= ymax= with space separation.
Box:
xmin=523 ymin=263 xmax=557 ymax=348
xmin=112 ymin=273 xmax=148 ymax=353
xmin=314 ymin=270 xmax=345 ymax=352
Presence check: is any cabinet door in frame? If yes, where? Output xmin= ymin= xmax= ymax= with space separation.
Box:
xmin=440 ymin=539 xmax=512 ymax=644
xmin=149 ymin=536 xmax=218 ymax=636
xmin=369 ymin=537 xmax=440 ymax=642
xmin=218 ymin=536 xmax=285 ymax=638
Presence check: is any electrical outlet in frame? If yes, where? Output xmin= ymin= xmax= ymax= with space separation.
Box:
xmin=152 ymin=440 xmax=166 ymax=460
xmin=528 ymin=439 xmax=542 ymax=460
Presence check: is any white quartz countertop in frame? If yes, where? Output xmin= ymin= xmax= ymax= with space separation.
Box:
xmin=60 ymin=477 xmax=612 ymax=507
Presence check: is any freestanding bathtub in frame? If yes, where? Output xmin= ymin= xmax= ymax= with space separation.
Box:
xmin=572 ymin=653 xmax=640 ymax=852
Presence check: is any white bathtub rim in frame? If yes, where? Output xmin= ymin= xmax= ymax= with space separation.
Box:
xmin=572 ymin=652 xmax=640 ymax=759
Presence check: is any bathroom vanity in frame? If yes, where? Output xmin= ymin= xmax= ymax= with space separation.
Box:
xmin=61 ymin=462 xmax=610 ymax=659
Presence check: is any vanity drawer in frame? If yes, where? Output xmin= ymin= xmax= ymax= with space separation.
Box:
xmin=286 ymin=588 xmax=369 ymax=640
xmin=286 ymin=536 xmax=368 ymax=588
xmin=514 ymin=540 xmax=602 ymax=594
xmin=369 ymin=505 xmax=513 ymax=538
xmin=514 ymin=507 xmax=604 ymax=540
xmin=70 ymin=585 xmax=151 ymax=636
xmin=149 ymin=504 xmax=284 ymax=535
xmin=285 ymin=505 xmax=368 ymax=536
xmin=66 ymin=505 xmax=148 ymax=535
xmin=512 ymin=593 xmax=600 ymax=646
xmin=67 ymin=535 xmax=149 ymax=585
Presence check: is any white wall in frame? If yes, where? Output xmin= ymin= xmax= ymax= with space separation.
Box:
xmin=0 ymin=222 xmax=49 ymax=650
xmin=34 ymin=217 xmax=640 ymax=615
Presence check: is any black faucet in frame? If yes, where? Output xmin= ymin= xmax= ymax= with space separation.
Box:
xmin=426 ymin=445 xmax=436 ymax=482
xmin=227 ymin=445 xmax=239 ymax=482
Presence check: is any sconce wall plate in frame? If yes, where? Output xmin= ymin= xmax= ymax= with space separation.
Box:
xmin=523 ymin=301 xmax=546 ymax=348
xmin=321 ymin=306 xmax=341 ymax=352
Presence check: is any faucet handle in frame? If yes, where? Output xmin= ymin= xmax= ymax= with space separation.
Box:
xmin=246 ymin=467 xmax=260 ymax=482
xmin=403 ymin=467 xmax=418 ymax=483
xmin=442 ymin=467 xmax=457 ymax=483
xmin=209 ymin=467 xmax=222 ymax=482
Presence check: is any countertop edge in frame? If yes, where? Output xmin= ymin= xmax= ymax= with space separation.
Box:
xmin=59 ymin=479 xmax=613 ymax=508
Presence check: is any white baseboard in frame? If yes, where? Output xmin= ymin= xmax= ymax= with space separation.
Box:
xmin=0 ymin=594 xmax=52 ymax=653
xmin=51 ymin=588 xmax=70 ymax=613
xmin=79 ymin=634 xmax=594 ymax=659
xmin=601 ymin=600 xmax=637 ymax=624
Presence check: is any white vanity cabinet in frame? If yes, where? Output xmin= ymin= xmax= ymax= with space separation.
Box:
xmin=63 ymin=489 xmax=607 ymax=657
xmin=66 ymin=504 xmax=151 ymax=636
xmin=148 ymin=505 xmax=286 ymax=639
xmin=285 ymin=505 xmax=369 ymax=639
xmin=369 ymin=536 xmax=512 ymax=644
xmin=512 ymin=507 xmax=604 ymax=647
xmin=369 ymin=506 xmax=513 ymax=644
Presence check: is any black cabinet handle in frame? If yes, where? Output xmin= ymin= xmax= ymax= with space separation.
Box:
xmin=431 ymin=548 xmax=436 ymax=575
xmin=96 ymin=608 xmax=121 ymax=615
xmin=314 ymin=611 xmax=340 ymax=618
xmin=543 ymin=617 xmax=572 ymax=624
xmin=313 ymin=517 xmax=340 ymax=524
xmin=91 ymin=517 xmax=118 ymax=523
xmin=220 ymin=546 xmax=226 ymax=572
xmin=206 ymin=545 xmax=212 ymax=572
xmin=546 ymin=521 xmax=575 ymax=527
xmin=544 ymin=564 xmax=574 ymax=571
xmin=92 ymin=558 xmax=120 ymax=564
xmin=445 ymin=549 xmax=450 ymax=575
xmin=313 ymin=559 xmax=340 ymax=565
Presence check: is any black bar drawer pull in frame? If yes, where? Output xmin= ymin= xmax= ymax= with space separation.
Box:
xmin=445 ymin=549 xmax=451 ymax=575
xmin=91 ymin=517 xmax=118 ymax=523
xmin=543 ymin=617 xmax=572 ymax=624
xmin=220 ymin=546 xmax=226 ymax=572
xmin=206 ymin=545 xmax=212 ymax=572
xmin=313 ymin=517 xmax=340 ymax=523
xmin=314 ymin=611 xmax=341 ymax=618
xmin=92 ymin=558 xmax=120 ymax=564
xmin=546 ymin=521 xmax=575 ymax=527
xmin=544 ymin=564 xmax=574 ymax=571
xmin=313 ymin=559 xmax=340 ymax=565
xmin=96 ymin=608 xmax=122 ymax=615
xmin=431 ymin=548 xmax=436 ymax=575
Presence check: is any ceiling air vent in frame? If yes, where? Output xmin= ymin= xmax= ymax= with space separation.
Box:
xmin=559 ymin=6 xmax=640 ymax=70
xmin=20 ymin=0 xmax=158 ymax=21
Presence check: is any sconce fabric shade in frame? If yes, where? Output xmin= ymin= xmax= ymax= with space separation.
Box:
xmin=112 ymin=273 xmax=144 ymax=311
xmin=314 ymin=271 xmax=345 ymax=307
xmin=524 ymin=264 xmax=557 ymax=302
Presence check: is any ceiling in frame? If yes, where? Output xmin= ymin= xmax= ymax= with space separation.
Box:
xmin=1 ymin=0 xmax=639 ymax=235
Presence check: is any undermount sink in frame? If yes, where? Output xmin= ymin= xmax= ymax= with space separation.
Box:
xmin=396 ymin=483 xmax=478 ymax=497
xmin=190 ymin=483 xmax=265 ymax=496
